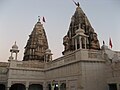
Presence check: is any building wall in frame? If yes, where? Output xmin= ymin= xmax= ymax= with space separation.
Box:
xmin=81 ymin=61 xmax=107 ymax=90
xmin=0 ymin=62 xmax=9 ymax=87
xmin=7 ymin=60 xmax=45 ymax=90
xmin=45 ymin=49 xmax=107 ymax=90
xmin=0 ymin=49 xmax=120 ymax=90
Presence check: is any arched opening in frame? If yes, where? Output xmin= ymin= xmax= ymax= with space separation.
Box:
xmin=28 ymin=84 xmax=43 ymax=90
xmin=0 ymin=84 xmax=5 ymax=90
xmin=54 ymin=83 xmax=59 ymax=90
xmin=81 ymin=37 xmax=85 ymax=49
xmin=60 ymin=83 xmax=66 ymax=90
xmin=9 ymin=83 xmax=25 ymax=90
xmin=77 ymin=37 xmax=80 ymax=49
xmin=47 ymin=84 xmax=51 ymax=90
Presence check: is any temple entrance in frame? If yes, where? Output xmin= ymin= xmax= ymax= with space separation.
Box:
xmin=60 ymin=83 xmax=66 ymax=90
xmin=0 ymin=84 xmax=5 ymax=90
xmin=108 ymin=84 xmax=117 ymax=90
xmin=47 ymin=84 xmax=51 ymax=90
xmin=53 ymin=84 xmax=59 ymax=90
xmin=48 ymin=83 xmax=58 ymax=90
xmin=28 ymin=84 xmax=43 ymax=90
xmin=9 ymin=83 xmax=25 ymax=90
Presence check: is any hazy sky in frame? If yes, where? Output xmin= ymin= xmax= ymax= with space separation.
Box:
xmin=0 ymin=0 xmax=120 ymax=62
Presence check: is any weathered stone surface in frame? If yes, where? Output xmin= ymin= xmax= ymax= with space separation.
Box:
xmin=23 ymin=20 xmax=48 ymax=61
xmin=63 ymin=5 xmax=100 ymax=54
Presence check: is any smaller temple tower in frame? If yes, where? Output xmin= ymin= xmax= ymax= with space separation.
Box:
xmin=9 ymin=42 xmax=19 ymax=60
xmin=23 ymin=17 xmax=52 ymax=62
xmin=73 ymin=24 xmax=89 ymax=50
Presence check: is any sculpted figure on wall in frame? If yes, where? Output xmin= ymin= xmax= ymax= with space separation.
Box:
xmin=63 ymin=35 xmax=69 ymax=51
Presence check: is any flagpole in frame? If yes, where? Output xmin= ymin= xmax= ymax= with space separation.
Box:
xmin=109 ymin=37 xmax=112 ymax=49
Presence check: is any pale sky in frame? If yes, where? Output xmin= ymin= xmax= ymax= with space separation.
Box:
xmin=0 ymin=0 xmax=120 ymax=62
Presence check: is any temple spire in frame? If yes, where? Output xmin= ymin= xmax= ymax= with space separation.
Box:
xmin=23 ymin=18 xmax=50 ymax=61
xmin=63 ymin=2 xmax=100 ymax=55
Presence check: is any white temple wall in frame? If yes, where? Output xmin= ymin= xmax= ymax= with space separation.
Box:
xmin=81 ymin=61 xmax=107 ymax=90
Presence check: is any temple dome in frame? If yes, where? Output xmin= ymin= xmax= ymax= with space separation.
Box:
xmin=12 ymin=42 xmax=18 ymax=50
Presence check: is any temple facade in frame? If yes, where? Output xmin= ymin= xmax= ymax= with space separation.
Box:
xmin=0 ymin=3 xmax=120 ymax=90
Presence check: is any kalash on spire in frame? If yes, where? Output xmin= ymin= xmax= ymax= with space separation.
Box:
xmin=23 ymin=16 xmax=51 ymax=61
xmin=63 ymin=1 xmax=100 ymax=55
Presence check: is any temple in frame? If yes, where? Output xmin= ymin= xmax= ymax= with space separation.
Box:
xmin=0 ymin=2 xmax=120 ymax=90
xmin=23 ymin=18 xmax=52 ymax=62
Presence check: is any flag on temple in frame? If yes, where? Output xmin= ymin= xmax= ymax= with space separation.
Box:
xmin=109 ymin=38 xmax=112 ymax=48
xmin=103 ymin=41 xmax=105 ymax=45
xmin=43 ymin=17 xmax=46 ymax=22
xmin=72 ymin=0 xmax=79 ymax=7
xmin=72 ymin=0 xmax=77 ymax=6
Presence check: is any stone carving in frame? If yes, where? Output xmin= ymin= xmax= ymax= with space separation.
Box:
xmin=0 ymin=68 xmax=8 ymax=74
xmin=23 ymin=20 xmax=49 ymax=61
xmin=63 ymin=3 xmax=100 ymax=54
xmin=63 ymin=35 xmax=69 ymax=51
xmin=0 ymin=62 xmax=9 ymax=67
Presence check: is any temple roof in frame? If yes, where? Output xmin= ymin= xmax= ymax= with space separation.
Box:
xmin=63 ymin=4 xmax=100 ymax=54
xmin=23 ymin=19 xmax=48 ymax=61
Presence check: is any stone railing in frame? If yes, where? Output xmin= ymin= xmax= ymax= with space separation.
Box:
xmin=0 ymin=62 xmax=9 ymax=67
xmin=8 ymin=49 xmax=104 ymax=70
xmin=46 ymin=49 xmax=104 ymax=69
xmin=75 ymin=49 xmax=103 ymax=60
xmin=9 ymin=60 xmax=45 ymax=69
xmin=88 ymin=51 xmax=97 ymax=58
xmin=115 ymin=51 xmax=120 ymax=58
xmin=46 ymin=52 xmax=76 ymax=69
xmin=0 ymin=68 xmax=8 ymax=74
xmin=88 ymin=50 xmax=104 ymax=61
xmin=17 ymin=61 xmax=45 ymax=69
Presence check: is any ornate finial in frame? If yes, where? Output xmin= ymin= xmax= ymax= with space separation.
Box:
xmin=76 ymin=2 xmax=80 ymax=7
xmin=38 ymin=16 xmax=40 ymax=22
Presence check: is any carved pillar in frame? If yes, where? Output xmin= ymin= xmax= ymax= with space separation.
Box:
xmin=117 ymin=83 xmax=119 ymax=90
xmin=6 ymin=87 xmax=10 ymax=90
xmin=43 ymin=82 xmax=46 ymax=90
xmin=66 ymin=80 xmax=69 ymax=90
xmin=25 ymin=81 xmax=29 ymax=90
xmin=58 ymin=81 xmax=60 ymax=90
xmin=15 ymin=53 xmax=18 ymax=60
xmin=84 ymin=38 xmax=86 ymax=49
xmin=79 ymin=36 xmax=82 ymax=49
xmin=26 ymin=87 xmax=28 ymax=90
xmin=75 ymin=38 xmax=77 ymax=50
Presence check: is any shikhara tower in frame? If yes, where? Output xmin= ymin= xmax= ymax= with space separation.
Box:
xmin=23 ymin=18 xmax=51 ymax=61
xmin=63 ymin=4 xmax=100 ymax=54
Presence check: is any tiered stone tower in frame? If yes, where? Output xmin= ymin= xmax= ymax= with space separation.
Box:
xmin=23 ymin=18 xmax=52 ymax=61
xmin=63 ymin=3 xmax=100 ymax=55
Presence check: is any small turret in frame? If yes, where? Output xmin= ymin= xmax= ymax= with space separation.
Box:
xmin=44 ymin=48 xmax=53 ymax=62
xmin=9 ymin=42 xmax=19 ymax=60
